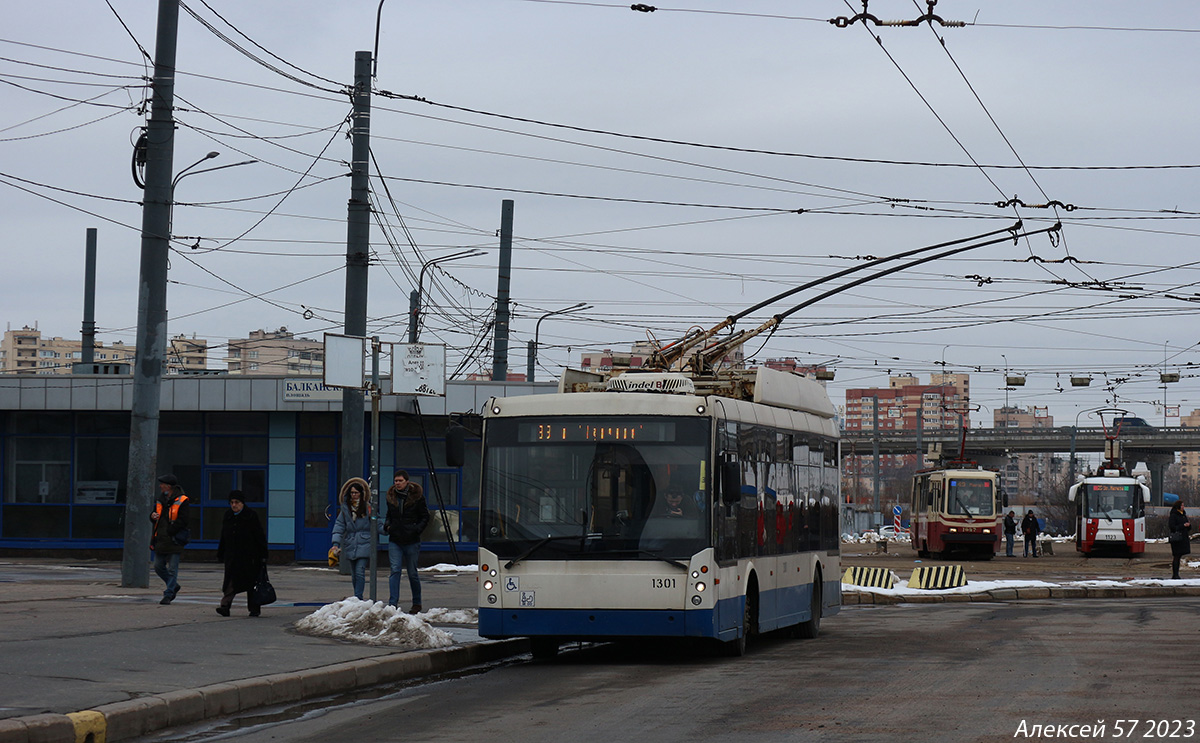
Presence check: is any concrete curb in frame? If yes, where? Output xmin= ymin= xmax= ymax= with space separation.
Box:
xmin=841 ymin=583 xmax=1200 ymax=605
xmin=0 ymin=638 xmax=528 ymax=743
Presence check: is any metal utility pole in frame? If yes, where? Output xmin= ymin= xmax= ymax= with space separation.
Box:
xmin=492 ymin=200 xmax=514 ymax=381
xmin=368 ymin=337 xmax=381 ymax=601
xmin=81 ymin=228 xmax=97 ymax=364
xmin=871 ymin=395 xmax=880 ymax=516
xmin=341 ymin=51 xmax=372 ymax=484
xmin=121 ymin=0 xmax=179 ymax=588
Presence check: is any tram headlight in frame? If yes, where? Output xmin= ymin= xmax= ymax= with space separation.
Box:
xmin=691 ymin=570 xmax=699 ymax=579
xmin=483 ymin=580 xmax=494 ymax=591
xmin=487 ymin=594 xmax=497 ymax=604
xmin=695 ymin=581 xmax=706 ymax=592
xmin=696 ymin=404 xmax=706 ymax=415
xmin=691 ymin=595 xmax=702 ymax=606
xmin=492 ymin=404 xmax=501 ymax=414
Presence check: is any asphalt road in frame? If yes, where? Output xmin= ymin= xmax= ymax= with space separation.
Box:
xmin=146 ymin=596 xmax=1200 ymax=743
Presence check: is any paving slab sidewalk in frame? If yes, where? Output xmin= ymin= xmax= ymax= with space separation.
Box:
xmin=0 ymin=558 xmax=524 ymax=743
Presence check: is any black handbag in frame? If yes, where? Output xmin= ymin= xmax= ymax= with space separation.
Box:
xmin=251 ymin=565 xmax=277 ymax=606
xmin=1168 ymin=531 xmax=1185 ymax=543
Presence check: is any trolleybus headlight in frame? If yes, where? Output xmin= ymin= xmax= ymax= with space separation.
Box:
xmin=492 ymin=405 xmax=501 ymax=414
xmin=696 ymin=404 xmax=706 ymax=415
xmin=695 ymin=581 xmax=707 ymax=592
xmin=691 ymin=570 xmax=699 ymax=579
xmin=483 ymin=580 xmax=494 ymax=591
xmin=489 ymin=569 xmax=497 ymax=577
xmin=487 ymin=594 xmax=497 ymax=604
xmin=691 ymin=595 xmax=702 ymax=606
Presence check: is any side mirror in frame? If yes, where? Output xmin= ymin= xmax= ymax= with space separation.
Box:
xmin=720 ymin=460 xmax=741 ymax=504
xmin=445 ymin=424 xmax=466 ymax=468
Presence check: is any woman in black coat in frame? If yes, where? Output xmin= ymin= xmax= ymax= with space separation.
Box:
xmin=1168 ymin=500 xmax=1191 ymax=580
xmin=216 ymin=490 xmax=268 ymax=617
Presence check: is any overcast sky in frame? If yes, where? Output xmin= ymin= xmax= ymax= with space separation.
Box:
xmin=4 ymin=1 xmax=1200 ymax=426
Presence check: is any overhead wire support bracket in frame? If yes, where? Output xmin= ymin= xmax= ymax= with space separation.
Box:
xmin=831 ymin=0 xmax=964 ymax=28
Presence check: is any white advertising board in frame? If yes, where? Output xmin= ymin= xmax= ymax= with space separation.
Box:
xmin=323 ymin=333 xmax=366 ymax=389
xmin=392 ymin=343 xmax=446 ymax=396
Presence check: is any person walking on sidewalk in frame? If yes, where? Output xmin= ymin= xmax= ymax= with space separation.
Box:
xmin=216 ymin=490 xmax=268 ymax=617
xmin=1003 ymin=510 xmax=1017 ymax=557
xmin=150 ymin=474 xmax=190 ymax=605
xmin=1021 ymin=510 xmax=1040 ymax=558
xmin=331 ymin=478 xmax=373 ymax=600
xmin=384 ymin=470 xmax=430 ymax=614
xmin=1168 ymin=500 xmax=1191 ymax=580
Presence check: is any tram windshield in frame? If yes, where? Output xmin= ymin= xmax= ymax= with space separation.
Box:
xmin=480 ymin=416 xmax=711 ymax=561
xmin=946 ymin=478 xmax=995 ymax=516
xmin=1084 ymin=483 xmax=1137 ymax=519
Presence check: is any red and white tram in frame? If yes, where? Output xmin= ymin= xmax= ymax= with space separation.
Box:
xmin=1068 ymin=467 xmax=1150 ymax=556
xmin=909 ymin=466 xmax=1001 ymax=560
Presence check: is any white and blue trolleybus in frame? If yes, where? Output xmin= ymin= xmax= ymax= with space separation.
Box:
xmin=476 ymin=366 xmax=842 ymax=657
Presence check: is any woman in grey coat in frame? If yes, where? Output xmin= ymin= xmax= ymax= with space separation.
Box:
xmin=331 ymin=477 xmax=373 ymax=600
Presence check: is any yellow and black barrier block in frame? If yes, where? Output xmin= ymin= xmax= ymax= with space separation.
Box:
xmin=67 ymin=710 xmax=106 ymax=743
xmin=907 ymin=565 xmax=967 ymax=590
xmin=841 ymin=566 xmax=898 ymax=589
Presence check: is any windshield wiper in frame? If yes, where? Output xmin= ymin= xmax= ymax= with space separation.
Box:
xmin=955 ymin=496 xmax=973 ymax=516
xmin=581 ymin=547 xmax=689 ymax=570
xmin=504 ymin=535 xmax=583 ymax=569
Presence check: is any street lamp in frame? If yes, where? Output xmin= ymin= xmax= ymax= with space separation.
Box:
xmin=408 ymin=249 xmax=486 ymax=343
xmin=527 ymin=302 xmax=590 ymax=382
xmin=168 ymin=152 xmax=257 ymax=233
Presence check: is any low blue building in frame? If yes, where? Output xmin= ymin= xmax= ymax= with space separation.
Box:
xmin=0 ymin=374 xmax=552 ymax=560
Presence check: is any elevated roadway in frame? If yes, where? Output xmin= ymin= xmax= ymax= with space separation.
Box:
xmin=841 ymin=426 xmax=1200 ymax=457
xmin=841 ymin=426 xmax=1200 ymax=505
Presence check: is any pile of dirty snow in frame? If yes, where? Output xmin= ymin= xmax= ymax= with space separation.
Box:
xmin=420 ymin=563 xmax=477 ymax=574
xmin=295 ymin=598 xmax=455 ymax=648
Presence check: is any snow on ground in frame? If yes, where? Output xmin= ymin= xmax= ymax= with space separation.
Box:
xmin=842 ymin=576 xmax=1200 ymax=597
xmin=295 ymin=598 xmax=455 ymax=648
xmin=421 ymin=563 xmax=476 ymax=574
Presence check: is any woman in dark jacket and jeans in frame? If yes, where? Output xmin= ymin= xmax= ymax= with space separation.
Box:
xmin=216 ymin=490 xmax=268 ymax=616
xmin=1168 ymin=500 xmax=1191 ymax=580
xmin=384 ymin=470 xmax=431 ymax=613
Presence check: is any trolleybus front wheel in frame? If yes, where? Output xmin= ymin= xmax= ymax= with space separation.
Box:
xmin=722 ymin=584 xmax=758 ymax=657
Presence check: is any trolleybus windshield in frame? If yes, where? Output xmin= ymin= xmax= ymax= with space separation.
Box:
xmin=946 ymin=478 xmax=995 ymax=516
xmin=480 ymin=416 xmax=711 ymax=561
xmin=1083 ymin=483 xmax=1137 ymax=519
